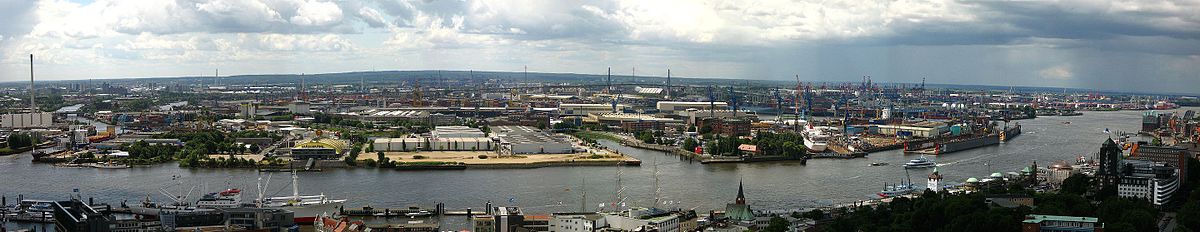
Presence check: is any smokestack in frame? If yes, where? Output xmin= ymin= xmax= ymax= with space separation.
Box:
xmin=30 ymin=54 xmax=36 ymax=112
xmin=666 ymin=69 xmax=671 ymax=100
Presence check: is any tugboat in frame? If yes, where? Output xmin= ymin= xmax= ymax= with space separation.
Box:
xmin=903 ymin=156 xmax=936 ymax=169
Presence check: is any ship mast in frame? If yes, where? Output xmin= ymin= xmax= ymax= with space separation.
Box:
xmin=652 ymin=156 xmax=660 ymax=208
xmin=291 ymin=171 xmax=300 ymax=200
xmin=580 ymin=177 xmax=587 ymax=212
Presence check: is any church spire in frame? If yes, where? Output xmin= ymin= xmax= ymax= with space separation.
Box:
xmin=736 ymin=179 xmax=746 ymax=204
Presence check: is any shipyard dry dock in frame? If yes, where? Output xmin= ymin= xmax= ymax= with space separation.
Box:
xmin=903 ymin=124 xmax=1022 ymax=155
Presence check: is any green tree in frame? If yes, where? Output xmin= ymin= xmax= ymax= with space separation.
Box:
xmin=1060 ymin=173 xmax=1091 ymax=195
xmin=681 ymin=137 xmax=699 ymax=151
xmin=763 ymin=215 xmax=790 ymax=232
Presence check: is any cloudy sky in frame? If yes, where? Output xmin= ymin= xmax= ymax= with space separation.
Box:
xmin=1 ymin=0 xmax=1198 ymax=94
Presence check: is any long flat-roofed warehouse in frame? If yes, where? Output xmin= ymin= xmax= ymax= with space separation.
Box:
xmin=494 ymin=126 xmax=574 ymax=155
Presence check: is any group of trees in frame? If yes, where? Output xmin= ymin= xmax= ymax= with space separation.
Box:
xmin=634 ymin=130 xmax=672 ymax=145
xmin=6 ymin=133 xmax=36 ymax=149
xmin=753 ymin=132 xmax=807 ymax=158
xmin=110 ymin=130 xmax=273 ymax=168
xmin=703 ymin=135 xmax=746 ymax=156
xmin=123 ymin=140 xmax=180 ymax=163
xmin=681 ymin=137 xmax=699 ymax=152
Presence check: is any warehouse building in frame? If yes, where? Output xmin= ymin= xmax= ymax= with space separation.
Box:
xmin=373 ymin=138 xmax=424 ymax=152
xmin=2 ymin=112 xmax=53 ymax=128
xmin=432 ymin=126 xmax=487 ymax=139
xmin=372 ymin=137 xmax=495 ymax=152
xmin=494 ymin=126 xmax=574 ymax=155
xmin=559 ymin=103 xmax=629 ymax=116
xmin=655 ymin=101 xmax=728 ymax=113
xmin=874 ymin=121 xmax=950 ymax=138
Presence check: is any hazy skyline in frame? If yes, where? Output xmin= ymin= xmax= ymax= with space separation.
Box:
xmin=1 ymin=0 xmax=1198 ymax=94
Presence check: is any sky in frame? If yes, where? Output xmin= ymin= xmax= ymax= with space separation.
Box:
xmin=0 ymin=0 xmax=1198 ymax=94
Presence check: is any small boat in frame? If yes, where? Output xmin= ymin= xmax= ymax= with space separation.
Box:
xmin=878 ymin=169 xmax=918 ymax=198
xmin=903 ymin=156 xmax=936 ymax=169
xmin=869 ymin=162 xmax=889 ymax=167
xmin=878 ymin=182 xmax=916 ymax=198
xmin=91 ymin=161 xmax=129 ymax=169
xmin=1062 ymin=121 xmax=1071 ymax=124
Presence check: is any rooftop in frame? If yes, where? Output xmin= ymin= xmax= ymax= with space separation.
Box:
xmin=1022 ymin=214 xmax=1099 ymax=224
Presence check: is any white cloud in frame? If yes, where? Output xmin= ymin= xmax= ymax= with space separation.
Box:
xmin=1039 ymin=64 xmax=1074 ymax=80
xmin=289 ymin=0 xmax=344 ymax=27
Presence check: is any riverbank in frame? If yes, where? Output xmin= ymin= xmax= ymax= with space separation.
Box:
xmin=362 ymin=150 xmax=640 ymax=169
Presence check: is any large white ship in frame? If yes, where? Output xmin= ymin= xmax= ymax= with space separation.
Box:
xmin=259 ymin=172 xmax=346 ymax=224
xmin=803 ymin=125 xmax=830 ymax=152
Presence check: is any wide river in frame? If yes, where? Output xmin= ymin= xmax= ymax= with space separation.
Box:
xmin=3 ymin=107 xmax=1189 ymax=230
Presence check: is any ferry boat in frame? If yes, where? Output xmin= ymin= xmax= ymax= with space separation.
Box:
xmin=260 ymin=172 xmax=346 ymax=224
xmin=903 ymin=156 xmax=936 ymax=169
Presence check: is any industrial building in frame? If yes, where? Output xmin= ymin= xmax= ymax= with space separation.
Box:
xmin=432 ymin=126 xmax=487 ymax=139
xmin=372 ymin=126 xmax=495 ymax=152
xmin=559 ymin=103 xmax=628 ymax=116
xmin=2 ymin=112 xmax=53 ymax=128
xmin=291 ymin=138 xmax=350 ymax=160
xmin=874 ymin=121 xmax=950 ymax=138
xmin=359 ymin=109 xmax=428 ymax=121
xmin=373 ymin=138 xmax=425 ymax=152
xmin=655 ymin=101 xmax=728 ymax=112
xmin=494 ymin=126 xmax=574 ymax=155
xmin=587 ymin=113 xmax=678 ymax=132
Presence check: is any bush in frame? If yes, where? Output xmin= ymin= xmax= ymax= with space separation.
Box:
xmin=477 ymin=155 xmax=488 ymax=159
xmin=412 ymin=155 xmax=427 ymax=159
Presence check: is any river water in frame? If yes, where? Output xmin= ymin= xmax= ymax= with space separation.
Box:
xmin=2 ymin=108 xmax=1187 ymax=230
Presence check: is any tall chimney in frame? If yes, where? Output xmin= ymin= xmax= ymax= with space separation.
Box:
xmin=666 ymin=69 xmax=671 ymax=100
xmin=30 ymin=54 xmax=36 ymax=112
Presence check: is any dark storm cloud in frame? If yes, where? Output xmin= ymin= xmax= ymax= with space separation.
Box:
xmin=839 ymin=1 xmax=1200 ymax=56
